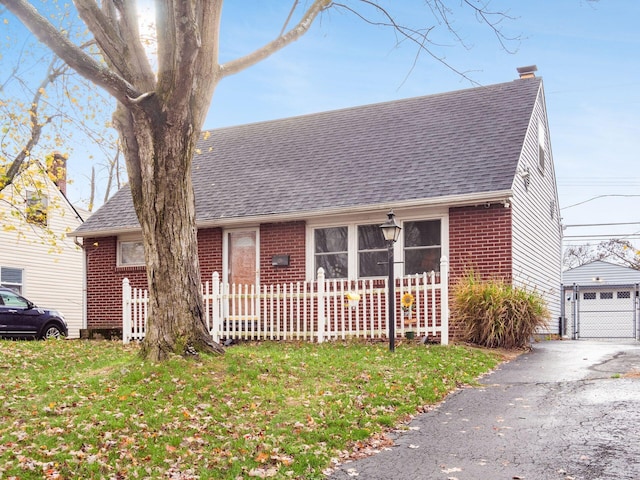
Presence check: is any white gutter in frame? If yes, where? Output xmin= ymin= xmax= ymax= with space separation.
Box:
xmin=70 ymin=189 xmax=513 ymax=237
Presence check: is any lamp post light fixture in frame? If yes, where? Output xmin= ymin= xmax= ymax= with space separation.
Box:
xmin=380 ymin=210 xmax=401 ymax=352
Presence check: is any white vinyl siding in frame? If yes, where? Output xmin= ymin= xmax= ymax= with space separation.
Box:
xmin=510 ymin=84 xmax=562 ymax=333
xmin=0 ymin=166 xmax=84 ymax=338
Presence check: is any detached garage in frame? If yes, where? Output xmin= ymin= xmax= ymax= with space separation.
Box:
xmin=562 ymin=260 xmax=640 ymax=340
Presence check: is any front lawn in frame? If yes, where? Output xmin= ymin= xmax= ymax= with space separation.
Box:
xmin=0 ymin=339 xmax=501 ymax=479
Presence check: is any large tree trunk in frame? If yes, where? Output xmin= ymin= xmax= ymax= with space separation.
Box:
xmin=116 ymin=100 xmax=224 ymax=361
xmin=1 ymin=0 xmax=332 ymax=361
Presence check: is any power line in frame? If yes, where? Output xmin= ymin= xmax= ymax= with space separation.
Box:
xmin=563 ymin=234 xmax=640 ymax=239
xmin=564 ymin=222 xmax=640 ymax=228
xmin=561 ymin=194 xmax=640 ymax=210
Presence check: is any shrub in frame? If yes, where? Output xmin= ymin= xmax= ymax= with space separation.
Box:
xmin=452 ymin=274 xmax=549 ymax=349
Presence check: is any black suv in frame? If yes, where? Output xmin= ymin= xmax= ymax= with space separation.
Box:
xmin=0 ymin=287 xmax=68 ymax=339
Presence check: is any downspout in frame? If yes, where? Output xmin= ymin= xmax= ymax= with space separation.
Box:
xmin=74 ymin=237 xmax=87 ymax=335
xmin=559 ymin=283 xmax=565 ymax=337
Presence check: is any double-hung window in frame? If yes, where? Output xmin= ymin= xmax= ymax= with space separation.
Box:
xmin=314 ymin=227 xmax=348 ymax=279
xmin=312 ymin=218 xmax=442 ymax=279
xmin=1 ymin=267 xmax=23 ymax=294
xmin=357 ymin=224 xmax=387 ymax=277
xmin=404 ymin=220 xmax=441 ymax=274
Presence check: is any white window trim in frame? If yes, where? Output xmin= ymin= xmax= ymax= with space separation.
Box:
xmin=117 ymin=235 xmax=145 ymax=267
xmin=306 ymin=213 xmax=449 ymax=282
xmin=222 ymin=227 xmax=260 ymax=287
xmin=0 ymin=266 xmax=24 ymax=294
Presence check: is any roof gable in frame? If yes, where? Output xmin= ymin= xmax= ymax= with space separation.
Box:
xmin=563 ymin=260 xmax=640 ymax=285
xmin=76 ymin=77 xmax=543 ymax=236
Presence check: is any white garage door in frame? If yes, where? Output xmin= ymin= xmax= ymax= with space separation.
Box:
xmin=575 ymin=287 xmax=637 ymax=338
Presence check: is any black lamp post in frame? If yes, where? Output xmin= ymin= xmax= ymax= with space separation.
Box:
xmin=380 ymin=210 xmax=402 ymax=352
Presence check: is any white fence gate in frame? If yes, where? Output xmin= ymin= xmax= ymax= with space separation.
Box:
xmin=123 ymin=259 xmax=449 ymax=345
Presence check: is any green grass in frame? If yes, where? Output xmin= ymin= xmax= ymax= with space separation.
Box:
xmin=0 ymin=339 xmax=501 ymax=479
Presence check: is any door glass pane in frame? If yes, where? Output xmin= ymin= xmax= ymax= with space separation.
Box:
xmin=229 ymin=231 xmax=257 ymax=286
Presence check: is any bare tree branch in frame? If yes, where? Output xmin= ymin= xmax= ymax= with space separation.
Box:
xmin=219 ymin=0 xmax=331 ymax=79
xmin=0 ymin=0 xmax=141 ymax=104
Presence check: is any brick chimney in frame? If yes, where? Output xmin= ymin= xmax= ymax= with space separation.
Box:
xmin=516 ymin=65 xmax=538 ymax=79
xmin=47 ymin=152 xmax=67 ymax=195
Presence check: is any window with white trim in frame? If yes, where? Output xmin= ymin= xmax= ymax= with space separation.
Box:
xmin=600 ymin=292 xmax=613 ymax=300
xmin=357 ymin=224 xmax=387 ymax=277
xmin=404 ymin=220 xmax=441 ymax=274
xmin=617 ymin=291 xmax=631 ymax=299
xmin=118 ymin=240 xmax=145 ymax=266
xmin=311 ymin=218 xmax=443 ymax=279
xmin=1 ymin=267 xmax=23 ymax=294
xmin=314 ymin=227 xmax=348 ymax=279
xmin=583 ymin=292 xmax=596 ymax=300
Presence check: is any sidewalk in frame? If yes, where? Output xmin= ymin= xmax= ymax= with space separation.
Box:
xmin=327 ymin=340 xmax=640 ymax=480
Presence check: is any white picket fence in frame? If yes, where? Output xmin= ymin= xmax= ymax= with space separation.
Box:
xmin=123 ymin=258 xmax=449 ymax=345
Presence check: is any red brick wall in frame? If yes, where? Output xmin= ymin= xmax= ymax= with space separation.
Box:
xmin=85 ymin=236 xmax=147 ymax=330
xmin=448 ymin=204 xmax=512 ymax=339
xmin=85 ymin=224 xmax=306 ymax=330
xmin=85 ymin=228 xmax=225 ymax=330
xmin=449 ymin=204 xmax=513 ymax=283
xmin=197 ymin=228 xmax=223 ymax=282
xmin=259 ymin=221 xmax=306 ymax=284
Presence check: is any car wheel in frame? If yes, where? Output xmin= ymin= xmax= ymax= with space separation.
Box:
xmin=41 ymin=324 xmax=64 ymax=340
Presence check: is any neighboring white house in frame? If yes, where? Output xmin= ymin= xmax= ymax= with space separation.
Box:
xmin=0 ymin=157 xmax=85 ymax=338
xmin=562 ymin=260 xmax=640 ymax=340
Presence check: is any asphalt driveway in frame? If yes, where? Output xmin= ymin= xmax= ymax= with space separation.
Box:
xmin=328 ymin=340 xmax=640 ymax=480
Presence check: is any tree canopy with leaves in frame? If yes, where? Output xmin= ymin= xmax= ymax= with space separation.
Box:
xmin=1 ymin=0 xmax=516 ymax=361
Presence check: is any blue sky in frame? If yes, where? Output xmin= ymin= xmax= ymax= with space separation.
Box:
xmin=3 ymin=1 xmax=639 ymax=249
xmin=204 ymin=1 xmax=640 ymax=249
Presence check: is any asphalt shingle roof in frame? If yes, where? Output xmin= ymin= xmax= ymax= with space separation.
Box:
xmin=75 ymin=77 xmax=542 ymax=236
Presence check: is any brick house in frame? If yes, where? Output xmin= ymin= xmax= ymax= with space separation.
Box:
xmin=73 ymin=70 xmax=562 ymax=340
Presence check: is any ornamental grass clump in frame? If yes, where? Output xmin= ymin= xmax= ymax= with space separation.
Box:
xmin=452 ymin=274 xmax=549 ymax=349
